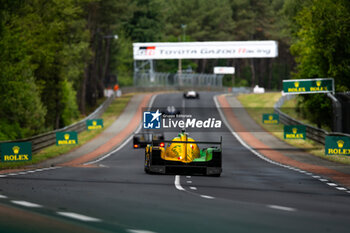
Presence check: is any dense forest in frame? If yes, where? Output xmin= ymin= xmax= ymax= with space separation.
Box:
xmin=0 ymin=0 xmax=349 ymax=140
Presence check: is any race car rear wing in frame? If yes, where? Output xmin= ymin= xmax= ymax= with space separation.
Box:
xmin=152 ymin=136 xmax=222 ymax=148
xmin=133 ymin=132 xmax=164 ymax=148
xmin=133 ymin=132 xmax=164 ymax=137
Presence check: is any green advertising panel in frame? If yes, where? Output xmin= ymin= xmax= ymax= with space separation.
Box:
xmin=56 ymin=132 xmax=78 ymax=145
xmin=0 ymin=142 xmax=32 ymax=162
xmin=284 ymin=125 xmax=306 ymax=139
xmin=325 ymin=136 xmax=350 ymax=156
xmin=283 ymin=78 xmax=334 ymax=94
xmin=86 ymin=119 xmax=104 ymax=130
xmin=262 ymin=114 xmax=279 ymax=124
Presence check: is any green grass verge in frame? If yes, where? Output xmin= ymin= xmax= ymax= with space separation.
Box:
xmin=237 ymin=92 xmax=350 ymax=165
xmin=0 ymin=94 xmax=134 ymax=169
xmin=281 ymin=96 xmax=331 ymax=132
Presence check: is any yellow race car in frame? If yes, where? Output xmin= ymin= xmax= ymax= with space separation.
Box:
xmin=144 ymin=130 xmax=222 ymax=176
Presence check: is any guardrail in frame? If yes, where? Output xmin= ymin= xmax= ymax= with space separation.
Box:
xmin=274 ymin=95 xmax=350 ymax=144
xmin=231 ymin=87 xmax=252 ymax=94
xmin=1 ymin=96 xmax=114 ymax=153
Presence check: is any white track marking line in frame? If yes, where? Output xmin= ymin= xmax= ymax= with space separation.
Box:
xmin=186 ymin=181 xmax=192 ymax=184
xmin=127 ymin=229 xmax=157 ymax=233
xmin=1 ymin=166 xmax=60 ymax=177
xmin=268 ymin=205 xmax=296 ymax=212
xmin=35 ymin=168 xmax=46 ymax=172
xmin=0 ymin=194 xmax=8 ymax=199
xmin=16 ymin=172 xmax=28 ymax=175
xmin=347 ymin=191 xmax=350 ymax=194
xmin=84 ymin=131 xmax=138 ymax=165
xmin=186 ymin=176 xmax=191 ymax=178
xmin=26 ymin=170 xmax=36 ymax=173
xmin=57 ymin=212 xmax=101 ymax=222
xmin=327 ymin=183 xmax=337 ymax=187
xmin=214 ymin=96 xmax=283 ymax=166
xmin=313 ymin=175 xmax=321 ymax=179
xmin=174 ymin=175 xmax=185 ymax=191
xmin=11 ymin=200 xmax=42 ymax=208
xmin=213 ymin=95 xmax=348 ymax=194
xmin=336 ymin=187 xmax=347 ymax=191
xmin=85 ymin=94 xmax=158 ymax=165
xmin=175 ymin=174 xmax=215 ymax=199
xmin=200 ymin=195 xmax=215 ymax=199
xmin=35 ymin=168 xmax=55 ymax=172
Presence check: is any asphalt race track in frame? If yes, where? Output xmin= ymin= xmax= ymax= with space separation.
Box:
xmin=0 ymin=92 xmax=350 ymax=233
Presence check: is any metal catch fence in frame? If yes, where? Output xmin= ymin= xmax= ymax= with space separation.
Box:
xmin=133 ymin=72 xmax=223 ymax=87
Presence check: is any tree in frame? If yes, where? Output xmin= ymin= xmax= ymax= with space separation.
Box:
xmin=22 ymin=0 xmax=90 ymax=129
xmin=290 ymin=0 xmax=350 ymax=129
xmin=0 ymin=1 xmax=46 ymax=139
xmin=125 ymin=0 xmax=164 ymax=42
xmin=160 ymin=0 xmax=235 ymax=73
xmin=230 ymin=0 xmax=277 ymax=87
xmin=82 ymin=0 xmax=134 ymax=112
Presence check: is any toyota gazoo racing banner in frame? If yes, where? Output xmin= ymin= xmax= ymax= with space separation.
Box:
xmin=133 ymin=41 xmax=278 ymax=60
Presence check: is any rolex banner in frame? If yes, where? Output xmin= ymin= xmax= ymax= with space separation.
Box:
xmin=1 ymin=142 xmax=32 ymax=162
xmin=283 ymin=78 xmax=333 ymax=94
xmin=284 ymin=125 xmax=306 ymax=139
xmin=325 ymin=136 xmax=350 ymax=156
xmin=56 ymin=132 xmax=78 ymax=145
xmin=262 ymin=114 xmax=279 ymax=125
xmin=86 ymin=119 xmax=104 ymax=130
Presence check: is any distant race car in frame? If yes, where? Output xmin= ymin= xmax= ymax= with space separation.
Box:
xmin=144 ymin=130 xmax=222 ymax=176
xmin=161 ymin=106 xmax=181 ymax=116
xmin=133 ymin=132 xmax=164 ymax=149
xmin=183 ymin=90 xmax=199 ymax=99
